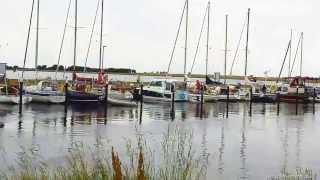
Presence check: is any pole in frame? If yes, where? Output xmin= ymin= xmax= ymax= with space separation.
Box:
xmin=73 ymin=0 xmax=78 ymax=72
xmin=296 ymin=87 xmax=298 ymax=115
xmin=19 ymin=82 xmax=23 ymax=114
xmin=99 ymin=0 xmax=104 ymax=71
xmin=313 ymin=88 xmax=316 ymax=114
xmin=300 ymin=32 xmax=303 ymax=77
xmin=35 ymin=0 xmax=40 ymax=71
xmin=226 ymin=86 xmax=229 ymax=118
xmin=200 ymin=84 xmax=204 ymax=118
xmin=249 ymin=87 xmax=252 ymax=116
xmin=22 ymin=0 xmax=36 ymax=80
xmin=171 ymin=83 xmax=175 ymax=119
xmin=64 ymin=83 xmax=68 ymax=125
xmin=102 ymin=45 xmax=106 ymax=70
xmin=139 ymin=84 xmax=143 ymax=124
xmin=277 ymin=92 xmax=280 ymax=116
xmin=244 ymin=8 xmax=250 ymax=77
xmin=205 ymin=2 xmax=210 ymax=77
xmin=56 ymin=0 xmax=72 ymax=79
xmin=184 ymin=0 xmax=189 ymax=82
xmin=288 ymin=29 xmax=292 ymax=77
xmin=64 ymin=83 xmax=68 ymax=110
xmin=105 ymin=83 xmax=109 ymax=121
xmin=84 ymin=0 xmax=101 ymax=72
xmin=224 ymin=14 xmax=228 ymax=85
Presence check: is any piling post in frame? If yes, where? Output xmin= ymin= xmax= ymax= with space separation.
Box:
xmin=171 ymin=83 xmax=175 ymax=119
xmin=226 ymin=86 xmax=229 ymax=118
xmin=64 ymin=83 xmax=68 ymax=126
xmin=296 ymin=87 xmax=299 ymax=115
xmin=277 ymin=92 xmax=280 ymax=116
xmin=139 ymin=84 xmax=143 ymax=124
xmin=104 ymin=83 xmax=109 ymax=121
xmin=19 ymin=82 xmax=23 ymax=114
xmin=64 ymin=83 xmax=68 ymax=112
xmin=249 ymin=87 xmax=253 ymax=116
xmin=313 ymin=88 xmax=316 ymax=114
xmin=200 ymin=84 xmax=204 ymax=118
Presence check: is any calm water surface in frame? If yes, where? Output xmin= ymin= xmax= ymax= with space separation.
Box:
xmin=0 ymin=102 xmax=320 ymax=179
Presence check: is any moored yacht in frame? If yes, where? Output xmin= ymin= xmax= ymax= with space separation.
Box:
xmin=138 ymin=79 xmax=188 ymax=103
xmin=25 ymin=81 xmax=65 ymax=104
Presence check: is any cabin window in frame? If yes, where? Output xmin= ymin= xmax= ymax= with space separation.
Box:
xmin=149 ymin=81 xmax=162 ymax=87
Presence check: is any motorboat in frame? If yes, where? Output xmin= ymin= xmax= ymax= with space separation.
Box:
xmin=137 ymin=79 xmax=188 ymax=103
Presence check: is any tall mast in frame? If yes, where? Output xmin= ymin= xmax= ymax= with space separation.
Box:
xmin=205 ymin=1 xmax=210 ymax=77
xmin=300 ymin=32 xmax=303 ymax=77
xmin=22 ymin=0 xmax=36 ymax=80
xmin=244 ymin=8 xmax=250 ymax=77
xmin=73 ymin=0 xmax=78 ymax=72
xmin=184 ymin=0 xmax=189 ymax=82
xmin=55 ymin=0 xmax=72 ymax=79
xmin=99 ymin=0 xmax=104 ymax=72
xmin=102 ymin=45 xmax=107 ymax=70
xmin=288 ymin=29 xmax=292 ymax=77
xmin=35 ymin=0 xmax=40 ymax=70
xmin=224 ymin=14 xmax=228 ymax=85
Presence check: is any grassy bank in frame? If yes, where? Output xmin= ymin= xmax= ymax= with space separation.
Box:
xmin=1 ymin=127 xmax=208 ymax=180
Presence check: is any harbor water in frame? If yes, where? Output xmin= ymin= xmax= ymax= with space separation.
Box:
xmin=0 ymin=102 xmax=320 ymax=179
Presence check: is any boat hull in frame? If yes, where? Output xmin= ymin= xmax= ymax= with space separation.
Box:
xmin=27 ymin=91 xmax=65 ymax=104
xmin=279 ymin=93 xmax=309 ymax=103
xmin=0 ymin=95 xmax=32 ymax=104
xmin=67 ymin=90 xmax=104 ymax=103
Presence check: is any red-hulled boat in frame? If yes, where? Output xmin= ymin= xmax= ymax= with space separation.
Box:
xmin=278 ymin=77 xmax=309 ymax=103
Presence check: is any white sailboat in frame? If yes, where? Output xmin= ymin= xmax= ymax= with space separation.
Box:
xmin=25 ymin=0 xmax=65 ymax=104
xmin=0 ymin=63 xmax=32 ymax=104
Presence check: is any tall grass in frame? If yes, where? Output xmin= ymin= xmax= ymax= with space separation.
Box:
xmin=0 ymin=126 xmax=208 ymax=180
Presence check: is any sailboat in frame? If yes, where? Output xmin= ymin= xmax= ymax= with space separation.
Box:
xmin=0 ymin=63 xmax=32 ymax=104
xmin=67 ymin=0 xmax=136 ymax=106
xmin=25 ymin=0 xmax=65 ymax=104
xmin=137 ymin=0 xmax=189 ymax=103
xmin=188 ymin=5 xmax=243 ymax=103
xmin=277 ymin=32 xmax=309 ymax=103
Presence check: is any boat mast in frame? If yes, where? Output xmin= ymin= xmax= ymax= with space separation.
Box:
xmin=84 ymin=0 xmax=100 ymax=72
xmin=35 ymin=0 xmax=40 ymax=73
xmin=55 ymin=0 xmax=72 ymax=79
xmin=205 ymin=1 xmax=210 ymax=77
xmin=224 ymin=14 xmax=228 ymax=85
xmin=99 ymin=0 xmax=104 ymax=72
xmin=244 ymin=8 xmax=250 ymax=77
xmin=22 ymin=0 xmax=36 ymax=80
xmin=183 ymin=0 xmax=189 ymax=82
xmin=299 ymin=32 xmax=303 ymax=77
xmin=102 ymin=45 xmax=107 ymax=70
xmin=288 ymin=29 xmax=292 ymax=77
xmin=73 ymin=0 xmax=78 ymax=72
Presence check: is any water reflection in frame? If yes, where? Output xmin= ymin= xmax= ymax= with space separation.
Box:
xmin=0 ymin=102 xmax=319 ymax=179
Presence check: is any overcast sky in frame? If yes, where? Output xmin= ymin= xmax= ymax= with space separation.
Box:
xmin=0 ymin=0 xmax=319 ymax=77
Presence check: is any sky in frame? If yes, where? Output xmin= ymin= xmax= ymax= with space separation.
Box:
xmin=0 ymin=0 xmax=319 ymax=77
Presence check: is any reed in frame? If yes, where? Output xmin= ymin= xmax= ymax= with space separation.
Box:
xmin=1 ymin=126 xmax=208 ymax=180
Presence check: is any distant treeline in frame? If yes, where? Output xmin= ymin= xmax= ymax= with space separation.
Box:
xmin=6 ymin=65 xmax=136 ymax=74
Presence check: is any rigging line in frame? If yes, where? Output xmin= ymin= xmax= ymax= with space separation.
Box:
xmin=55 ymin=0 xmax=72 ymax=79
xmin=84 ymin=0 xmax=101 ymax=72
xmin=189 ymin=4 xmax=208 ymax=74
xmin=166 ymin=0 xmax=187 ymax=78
xmin=229 ymin=17 xmax=246 ymax=75
xmin=22 ymin=0 xmax=36 ymax=80
xmin=289 ymin=33 xmax=302 ymax=77
xmin=277 ymin=40 xmax=291 ymax=83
